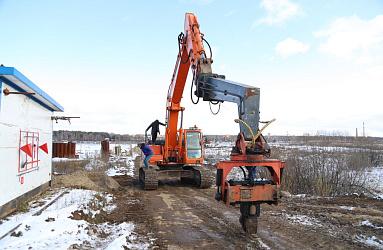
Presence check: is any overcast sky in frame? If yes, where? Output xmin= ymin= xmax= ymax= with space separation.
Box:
xmin=1 ymin=0 xmax=382 ymax=136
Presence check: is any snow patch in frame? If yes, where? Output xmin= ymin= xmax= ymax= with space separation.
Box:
xmin=365 ymin=167 xmax=383 ymax=199
xmin=356 ymin=235 xmax=383 ymax=249
xmin=105 ymin=222 xmax=149 ymax=250
xmin=257 ymin=238 xmax=271 ymax=249
xmin=0 ymin=189 xmax=148 ymax=249
xmin=74 ymin=142 xmax=138 ymax=160
xmin=84 ymin=159 xmax=108 ymax=171
xmin=106 ymin=156 xmax=135 ymax=177
xmin=52 ymin=158 xmax=79 ymax=162
xmin=360 ymin=220 xmax=383 ymax=230
xmin=294 ymin=194 xmax=307 ymax=198
xmin=0 ymin=189 xmax=97 ymax=249
xmin=284 ymin=214 xmax=322 ymax=227
xmin=339 ymin=205 xmax=355 ymax=211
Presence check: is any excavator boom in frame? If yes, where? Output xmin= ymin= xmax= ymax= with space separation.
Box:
xmin=166 ymin=13 xmax=209 ymax=156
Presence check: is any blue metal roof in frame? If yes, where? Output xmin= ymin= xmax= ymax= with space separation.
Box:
xmin=0 ymin=67 xmax=64 ymax=112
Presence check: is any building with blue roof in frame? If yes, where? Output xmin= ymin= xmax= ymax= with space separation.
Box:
xmin=0 ymin=66 xmax=63 ymax=217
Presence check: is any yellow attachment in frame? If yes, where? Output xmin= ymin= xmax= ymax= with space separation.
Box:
xmin=234 ymin=119 xmax=256 ymax=146
xmin=234 ymin=118 xmax=276 ymax=147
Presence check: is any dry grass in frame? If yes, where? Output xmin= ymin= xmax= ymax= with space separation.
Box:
xmin=272 ymin=147 xmax=378 ymax=196
xmin=52 ymin=160 xmax=90 ymax=175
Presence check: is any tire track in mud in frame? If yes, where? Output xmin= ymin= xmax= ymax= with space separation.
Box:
xmin=112 ymin=175 xmax=324 ymax=249
xmin=113 ymin=173 xmax=383 ymax=249
xmin=167 ymin=186 xmax=259 ymax=249
xmin=113 ymin=173 xmax=266 ymax=249
xmin=173 ymin=187 xmax=313 ymax=250
xmin=145 ymin=184 xmax=318 ymax=249
xmin=145 ymin=186 xmax=255 ymax=249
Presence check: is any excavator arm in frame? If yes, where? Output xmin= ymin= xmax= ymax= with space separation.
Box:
xmin=165 ymin=13 xmax=212 ymax=160
xmin=195 ymin=74 xmax=261 ymax=142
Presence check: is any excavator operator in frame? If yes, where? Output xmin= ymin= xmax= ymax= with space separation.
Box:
xmin=146 ymin=119 xmax=165 ymax=144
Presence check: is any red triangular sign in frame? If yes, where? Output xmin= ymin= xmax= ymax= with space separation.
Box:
xmin=39 ymin=143 xmax=48 ymax=154
xmin=20 ymin=144 xmax=33 ymax=157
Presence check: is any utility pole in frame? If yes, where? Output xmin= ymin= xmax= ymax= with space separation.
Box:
xmin=356 ymin=128 xmax=358 ymax=138
xmin=363 ymin=122 xmax=365 ymax=137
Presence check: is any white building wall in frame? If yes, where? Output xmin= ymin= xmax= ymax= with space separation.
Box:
xmin=0 ymin=82 xmax=53 ymax=207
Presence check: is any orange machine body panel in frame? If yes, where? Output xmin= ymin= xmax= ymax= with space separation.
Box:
xmin=216 ymin=158 xmax=285 ymax=205
xmin=149 ymin=145 xmax=163 ymax=163
xmin=226 ymin=184 xmax=278 ymax=205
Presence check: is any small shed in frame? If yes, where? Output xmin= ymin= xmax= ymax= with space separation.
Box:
xmin=0 ymin=67 xmax=63 ymax=217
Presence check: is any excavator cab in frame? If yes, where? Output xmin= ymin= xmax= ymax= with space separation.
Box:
xmin=183 ymin=127 xmax=203 ymax=164
xmin=140 ymin=125 xmax=209 ymax=190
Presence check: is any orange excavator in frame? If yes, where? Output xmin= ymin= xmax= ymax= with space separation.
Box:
xmin=140 ymin=13 xmax=285 ymax=234
xmin=139 ymin=13 xmax=211 ymax=190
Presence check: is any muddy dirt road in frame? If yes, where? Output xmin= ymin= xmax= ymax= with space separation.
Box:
xmin=111 ymin=169 xmax=383 ymax=250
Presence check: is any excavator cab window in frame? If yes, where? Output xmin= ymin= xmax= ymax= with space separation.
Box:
xmin=186 ymin=132 xmax=202 ymax=159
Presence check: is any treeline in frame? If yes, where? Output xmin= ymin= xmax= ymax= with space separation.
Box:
xmin=268 ymin=135 xmax=383 ymax=150
xmin=53 ymin=130 xmax=383 ymax=150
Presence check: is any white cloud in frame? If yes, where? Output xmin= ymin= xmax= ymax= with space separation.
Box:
xmin=315 ymin=15 xmax=383 ymax=63
xmin=255 ymin=0 xmax=301 ymax=26
xmin=275 ymin=38 xmax=310 ymax=58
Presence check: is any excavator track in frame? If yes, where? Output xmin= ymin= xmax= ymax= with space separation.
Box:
xmin=192 ymin=166 xmax=210 ymax=189
xmin=139 ymin=167 xmax=158 ymax=190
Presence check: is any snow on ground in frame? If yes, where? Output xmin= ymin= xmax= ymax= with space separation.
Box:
xmin=293 ymin=194 xmax=307 ymax=198
xmin=76 ymin=142 xmax=102 ymax=159
xmin=0 ymin=189 xmax=148 ymax=250
xmin=339 ymin=206 xmax=355 ymax=211
xmin=82 ymin=155 xmax=136 ymax=177
xmin=0 ymin=190 xmax=66 ymax=239
xmin=360 ymin=220 xmax=383 ymax=230
xmin=283 ymin=214 xmax=322 ymax=227
xmin=106 ymin=156 xmax=136 ymax=177
xmin=256 ymin=238 xmax=271 ymax=250
xmin=356 ymin=235 xmax=383 ymax=249
xmin=53 ymin=141 xmax=140 ymax=177
xmin=204 ymin=142 xmax=232 ymax=164
xmin=84 ymin=159 xmax=108 ymax=171
xmin=105 ymin=222 xmax=150 ymax=250
xmin=52 ymin=158 xmax=79 ymax=162
xmin=77 ymin=142 xmax=139 ymax=178
xmin=206 ymin=141 xmax=233 ymax=148
xmin=365 ymin=166 xmax=383 ymax=199
xmin=103 ymin=193 xmax=117 ymax=214
xmin=75 ymin=142 xmax=137 ymax=160
xmin=268 ymin=143 xmax=374 ymax=153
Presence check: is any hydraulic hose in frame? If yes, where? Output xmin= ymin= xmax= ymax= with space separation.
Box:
xmin=234 ymin=118 xmax=276 ymax=147
xmin=234 ymin=118 xmax=256 ymax=147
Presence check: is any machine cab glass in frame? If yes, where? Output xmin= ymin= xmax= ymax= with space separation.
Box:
xmin=186 ymin=131 xmax=202 ymax=159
